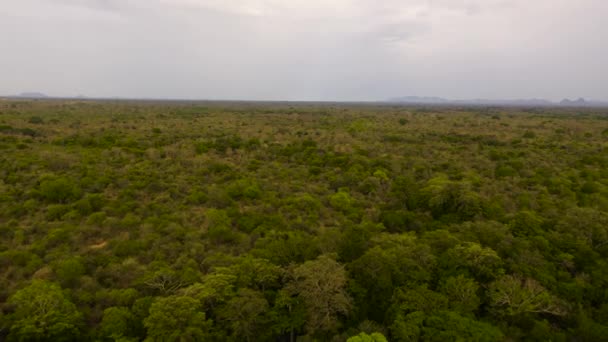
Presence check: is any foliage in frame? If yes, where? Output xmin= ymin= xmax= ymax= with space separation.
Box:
xmin=488 ymin=275 xmax=567 ymax=317
xmin=39 ymin=176 xmax=81 ymax=203
xmin=100 ymin=306 xmax=138 ymax=341
xmin=6 ymin=280 xmax=83 ymax=341
xmin=347 ymin=332 xmax=388 ymax=342
xmin=286 ymin=255 xmax=352 ymax=336
xmin=1 ymin=100 xmax=607 ymax=340
xmin=143 ymin=295 xmax=210 ymax=341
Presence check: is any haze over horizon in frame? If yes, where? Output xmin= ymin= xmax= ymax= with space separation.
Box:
xmin=1 ymin=0 xmax=607 ymax=102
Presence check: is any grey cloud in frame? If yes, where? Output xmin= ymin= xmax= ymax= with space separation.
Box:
xmin=0 ymin=0 xmax=606 ymax=101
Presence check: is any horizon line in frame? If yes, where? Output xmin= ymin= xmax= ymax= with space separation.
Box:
xmin=2 ymin=94 xmax=607 ymax=108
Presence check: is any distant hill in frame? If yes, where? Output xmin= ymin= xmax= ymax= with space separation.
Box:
xmin=387 ymin=96 xmax=552 ymax=106
xmin=388 ymin=96 xmax=607 ymax=107
xmin=560 ymin=98 xmax=587 ymax=106
xmin=388 ymin=96 xmax=450 ymax=104
xmin=560 ymin=98 xmax=608 ymax=107
xmin=16 ymin=92 xmax=48 ymax=98
xmin=460 ymin=98 xmax=553 ymax=106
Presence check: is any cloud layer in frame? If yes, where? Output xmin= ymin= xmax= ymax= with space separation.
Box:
xmin=1 ymin=0 xmax=606 ymax=100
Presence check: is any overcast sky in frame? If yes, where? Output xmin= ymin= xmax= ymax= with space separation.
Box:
xmin=1 ymin=0 xmax=606 ymax=101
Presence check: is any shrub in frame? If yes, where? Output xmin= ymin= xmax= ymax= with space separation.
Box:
xmin=28 ymin=116 xmax=44 ymax=124
xmin=39 ymin=177 xmax=81 ymax=203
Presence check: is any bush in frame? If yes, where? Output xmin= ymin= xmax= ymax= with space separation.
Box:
xmin=28 ymin=116 xmax=44 ymax=124
xmin=46 ymin=204 xmax=71 ymax=220
xmin=53 ymin=257 xmax=86 ymax=288
xmin=495 ymin=165 xmax=517 ymax=178
xmin=39 ymin=177 xmax=81 ymax=203
xmin=329 ymin=190 xmax=354 ymax=213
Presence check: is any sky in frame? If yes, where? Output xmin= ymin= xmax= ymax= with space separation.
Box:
xmin=1 ymin=0 xmax=607 ymax=101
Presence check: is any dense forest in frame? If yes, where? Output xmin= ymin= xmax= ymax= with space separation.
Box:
xmin=1 ymin=100 xmax=608 ymax=341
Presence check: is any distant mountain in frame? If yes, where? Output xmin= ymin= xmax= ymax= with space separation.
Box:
xmin=17 ymin=92 xmax=48 ymax=98
xmin=560 ymin=98 xmax=608 ymax=107
xmin=388 ymin=96 xmax=450 ymax=104
xmin=465 ymin=98 xmax=553 ymax=106
xmin=387 ymin=96 xmax=607 ymax=107
xmin=387 ymin=96 xmax=552 ymax=106
xmin=560 ymin=98 xmax=587 ymax=106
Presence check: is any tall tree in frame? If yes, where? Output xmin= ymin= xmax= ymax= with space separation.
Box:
xmin=217 ymin=288 xmax=269 ymax=342
xmin=347 ymin=332 xmax=388 ymax=342
xmin=144 ymin=295 xmax=211 ymax=342
xmin=286 ymin=255 xmax=352 ymax=336
xmin=99 ymin=306 xmax=137 ymax=341
xmin=488 ymin=275 xmax=567 ymax=317
xmin=6 ymin=280 xmax=83 ymax=341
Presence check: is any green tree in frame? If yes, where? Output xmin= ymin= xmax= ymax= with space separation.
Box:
xmin=53 ymin=256 xmax=85 ymax=288
xmin=270 ymin=289 xmax=307 ymax=342
xmin=347 ymin=332 xmax=388 ymax=342
xmin=329 ymin=190 xmax=355 ymax=213
xmin=287 ymin=255 xmax=352 ymax=336
xmin=143 ymin=267 xmax=186 ymax=294
xmin=418 ymin=311 xmax=503 ymax=342
xmin=229 ymin=256 xmax=283 ymax=291
xmin=217 ymin=288 xmax=269 ymax=342
xmin=205 ymin=208 xmax=238 ymax=243
xmin=439 ymin=275 xmax=480 ymax=315
xmin=349 ymin=234 xmax=435 ymax=321
xmin=573 ymin=309 xmax=608 ymax=342
xmin=39 ymin=177 xmax=81 ymax=203
xmin=99 ymin=306 xmax=137 ymax=341
xmin=144 ymin=295 xmax=211 ymax=342
xmin=7 ymin=280 xmax=83 ymax=341
xmin=488 ymin=275 xmax=567 ymax=317
xmin=339 ymin=221 xmax=383 ymax=262
xmin=509 ymin=210 xmax=544 ymax=237
xmin=391 ymin=285 xmax=449 ymax=316
xmin=389 ymin=286 xmax=501 ymax=342
xmin=440 ymin=242 xmax=503 ymax=281
xmin=421 ymin=175 xmax=482 ymax=220
xmin=252 ymin=230 xmax=319 ymax=265
xmin=180 ymin=272 xmax=236 ymax=309
xmin=555 ymin=207 xmax=608 ymax=252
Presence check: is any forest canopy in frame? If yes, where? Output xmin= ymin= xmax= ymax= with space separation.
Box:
xmin=1 ymin=100 xmax=608 ymax=341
